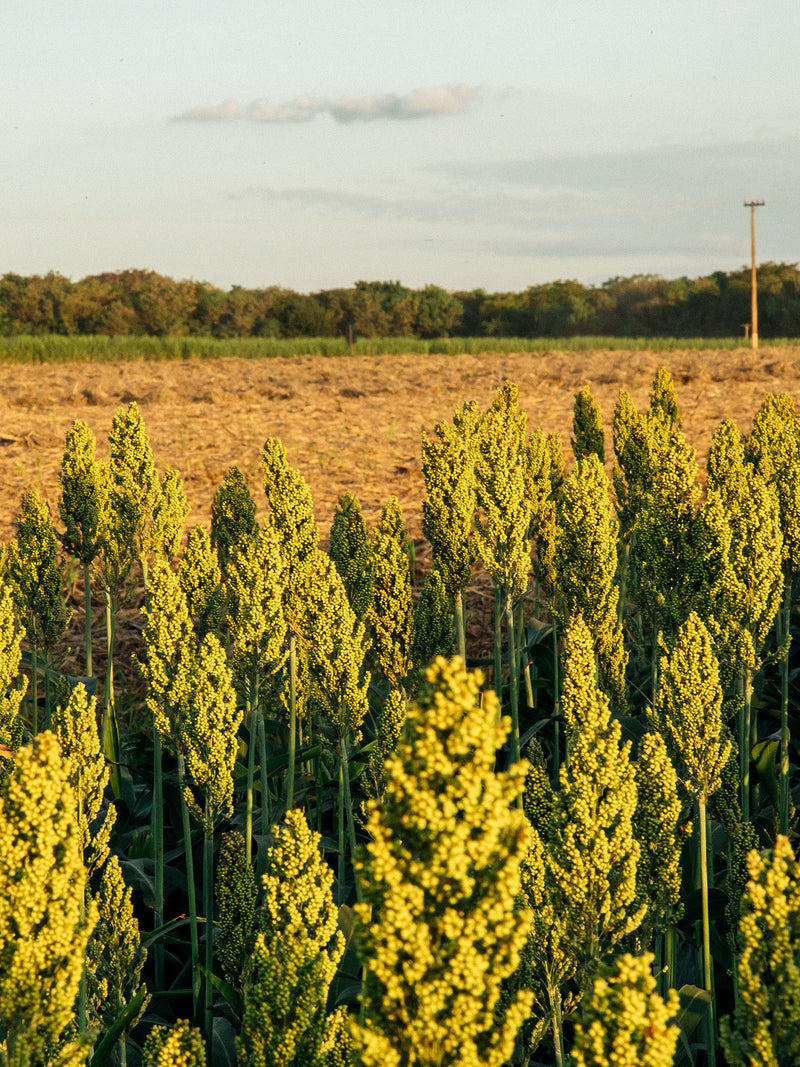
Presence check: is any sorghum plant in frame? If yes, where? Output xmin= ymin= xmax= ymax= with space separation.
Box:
xmin=368 ymin=496 xmax=414 ymax=694
xmin=0 ymin=732 xmax=95 ymax=1067
xmin=329 ymin=492 xmax=375 ymax=622
xmin=571 ymin=384 xmax=605 ymax=463
xmin=238 ymin=809 xmax=346 ymax=1067
xmin=7 ymin=489 xmax=71 ymax=731
xmin=353 ymin=657 xmax=532 ymax=1067
xmin=720 ymin=835 xmax=800 ymax=1067
xmin=421 ymin=400 xmax=479 ymax=660
xmin=211 ymin=465 xmax=259 ymax=573
xmin=474 ymin=381 xmax=532 ymax=758
xmin=58 ymin=418 xmax=107 ymax=675
xmin=570 ymin=952 xmax=680 ymax=1067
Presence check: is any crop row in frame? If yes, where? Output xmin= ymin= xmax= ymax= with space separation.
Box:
xmin=0 ymin=371 xmax=799 ymax=1066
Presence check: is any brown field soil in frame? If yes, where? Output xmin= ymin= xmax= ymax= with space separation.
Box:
xmin=2 ymin=345 xmax=798 ymax=682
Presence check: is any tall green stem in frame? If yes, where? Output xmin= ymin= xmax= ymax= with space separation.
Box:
xmin=741 ymin=668 xmax=753 ymax=822
xmin=103 ymin=591 xmax=122 ymax=799
xmin=30 ymin=642 xmax=38 ymax=734
xmin=548 ymin=979 xmax=565 ymax=1067
xmin=493 ymin=585 xmax=503 ymax=706
xmin=177 ymin=753 xmax=201 ymax=1014
xmin=245 ymin=693 xmax=256 ymax=867
xmin=203 ymin=805 xmax=214 ymax=1042
xmin=779 ymin=583 xmax=792 ymax=834
xmin=337 ymin=758 xmax=345 ymax=905
xmin=505 ymin=591 xmax=520 ymax=768
xmin=552 ymin=615 xmax=561 ymax=779
xmin=286 ymin=634 xmax=297 ymax=809
xmin=698 ymin=794 xmax=716 ymax=1067
xmin=153 ymin=730 xmax=165 ymax=989
xmin=339 ymin=737 xmax=363 ymax=905
xmin=516 ymin=598 xmax=534 ymax=709
xmin=454 ymin=588 xmax=466 ymax=663
xmin=84 ymin=563 xmax=93 ymax=677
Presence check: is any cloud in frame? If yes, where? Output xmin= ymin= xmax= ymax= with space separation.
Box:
xmin=175 ymin=85 xmax=478 ymax=124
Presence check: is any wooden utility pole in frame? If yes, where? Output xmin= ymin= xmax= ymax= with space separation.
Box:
xmin=744 ymin=200 xmax=765 ymax=349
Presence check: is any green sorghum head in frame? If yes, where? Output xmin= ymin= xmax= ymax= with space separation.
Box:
xmin=551 ymin=617 xmax=643 ymax=970
xmin=648 ymin=366 xmax=680 ymax=430
xmin=296 ymin=548 xmax=370 ymax=743
xmin=746 ymin=392 xmax=800 ymax=576
xmin=262 ymin=437 xmax=319 ymax=612
xmin=650 ymin=611 xmax=730 ymax=801
xmin=369 ymin=496 xmax=414 ymax=691
xmin=571 ymin=951 xmax=680 ymax=1067
xmin=720 ymin=835 xmax=800 ymax=1067
xmin=211 ymin=465 xmax=258 ymax=573
xmin=238 ymin=809 xmax=344 ymax=1067
xmin=632 ymin=731 xmax=684 ymax=941
xmin=58 ymin=418 xmax=106 ymax=567
xmin=142 ymin=1021 xmax=206 ymax=1067
xmin=410 ymin=566 xmax=455 ymax=692
xmin=52 ymin=681 xmax=115 ymax=871
xmin=0 ymin=585 xmax=25 ymax=775
xmin=474 ymin=381 xmax=532 ymax=601
xmin=226 ymin=525 xmax=287 ymax=693
xmin=215 ymin=830 xmax=257 ymax=992
xmin=0 ymin=731 xmax=95 ymax=1064
xmin=7 ymin=488 xmax=71 ymax=656
xmin=329 ymin=491 xmax=375 ymax=621
xmin=571 ymin=384 xmax=605 ymax=463
xmin=421 ymin=400 xmax=479 ymax=599
xmin=353 ymin=656 xmax=532 ymax=1067
xmin=179 ymin=524 xmax=224 ymax=640
xmin=85 ymin=852 xmax=148 ymax=1034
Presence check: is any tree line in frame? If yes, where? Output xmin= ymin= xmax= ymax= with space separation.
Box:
xmin=1 ymin=261 xmax=799 ymax=339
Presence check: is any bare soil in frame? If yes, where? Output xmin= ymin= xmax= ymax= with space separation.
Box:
xmin=2 ymin=345 xmax=798 ymax=680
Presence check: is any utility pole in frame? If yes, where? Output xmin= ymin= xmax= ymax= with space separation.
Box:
xmin=743 ymin=200 xmax=765 ymax=349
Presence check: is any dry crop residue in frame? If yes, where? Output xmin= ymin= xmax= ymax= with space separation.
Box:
xmin=1 ymin=347 xmax=798 ymax=547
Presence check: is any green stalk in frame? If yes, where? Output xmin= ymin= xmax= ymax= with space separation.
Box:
xmin=454 ymin=588 xmax=466 ymax=662
xmin=517 ymin=598 xmax=534 ymax=709
xmin=257 ymin=687 xmax=270 ymax=838
xmin=177 ymin=752 xmax=201 ymax=1014
xmin=698 ymin=794 xmax=716 ymax=1067
xmin=548 ymin=979 xmax=565 ymax=1067
xmin=779 ymin=582 xmax=792 ymax=834
xmin=31 ymin=640 xmax=38 ymax=734
xmin=286 ymin=634 xmax=297 ymax=809
xmin=84 ymin=563 xmax=93 ymax=677
xmin=203 ymin=801 xmax=214 ymax=1042
xmin=552 ymin=615 xmax=561 ymax=779
xmin=153 ymin=729 xmax=165 ymax=989
xmin=102 ymin=591 xmax=122 ymax=799
xmin=505 ymin=590 xmax=520 ymax=767
xmin=245 ymin=691 xmax=256 ymax=867
xmin=493 ymin=584 xmax=503 ymax=706
xmin=337 ymin=758 xmax=345 ymax=906
xmin=665 ymin=924 xmax=677 ymax=993
xmin=339 ymin=737 xmax=363 ymax=905
xmin=44 ymin=658 xmax=51 ymax=731
xmin=741 ymin=668 xmax=753 ymax=822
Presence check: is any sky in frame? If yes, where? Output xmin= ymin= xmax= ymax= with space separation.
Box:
xmin=2 ymin=0 xmax=799 ymax=294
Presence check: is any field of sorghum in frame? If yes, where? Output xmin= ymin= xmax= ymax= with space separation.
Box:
xmin=1 ymin=367 xmax=799 ymax=1067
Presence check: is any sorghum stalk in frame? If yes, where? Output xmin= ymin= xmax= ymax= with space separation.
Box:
xmin=287 ymin=633 xmax=297 ymax=810
xmin=475 ymin=383 xmax=532 ymax=746
xmin=177 ymin=750 xmax=201 ymax=1012
xmin=421 ymin=401 xmax=479 ymax=663
xmin=698 ymin=793 xmax=716 ymax=1067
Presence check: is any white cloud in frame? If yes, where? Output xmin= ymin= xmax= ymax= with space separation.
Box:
xmin=174 ymin=84 xmax=478 ymax=124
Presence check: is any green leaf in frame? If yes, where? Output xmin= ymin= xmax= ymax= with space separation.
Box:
xmin=89 ymin=986 xmax=149 ymax=1067
xmin=753 ymin=737 xmax=780 ymax=807
xmin=675 ymin=983 xmax=712 ymax=1062
xmin=199 ymin=965 xmax=244 ymax=1020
